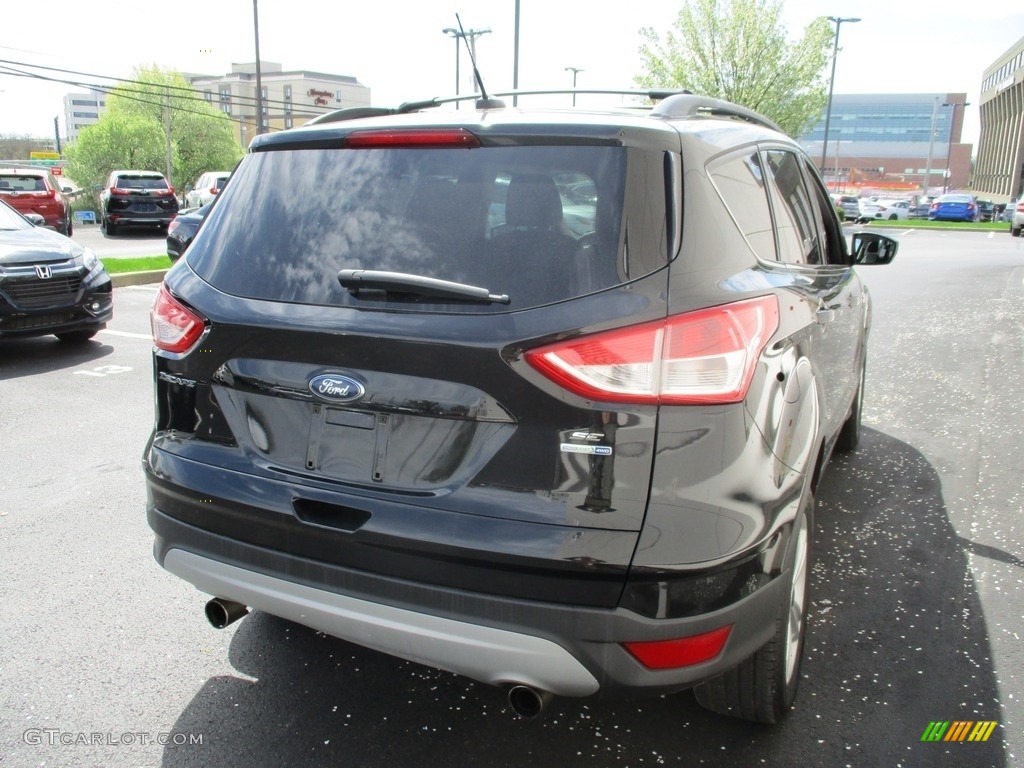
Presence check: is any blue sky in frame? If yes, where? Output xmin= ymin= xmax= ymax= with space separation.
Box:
xmin=2 ymin=0 xmax=1021 ymax=146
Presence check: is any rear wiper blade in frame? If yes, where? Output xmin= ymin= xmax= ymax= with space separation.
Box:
xmin=338 ymin=269 xmax=510 ymax=305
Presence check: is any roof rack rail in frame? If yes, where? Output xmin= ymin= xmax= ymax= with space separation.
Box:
xmin=308 ymin=89 xmax=694 ymax=124
xmin=304 ymin=89 xmax=719 ymax=126
xmin=651 ymin=95 xmax=782 ymax=133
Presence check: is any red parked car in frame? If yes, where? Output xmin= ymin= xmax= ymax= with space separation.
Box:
xmin=0 ymin=166 xmax=74 ymax=236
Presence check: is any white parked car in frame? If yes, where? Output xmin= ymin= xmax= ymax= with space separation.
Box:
xmin=872 ymin=200 xmax=911 ymax=221
xmin=1010 ymin=199 xmax=1024 ymax=237
xmin=184 ymin=171 xmax=231 ymax=209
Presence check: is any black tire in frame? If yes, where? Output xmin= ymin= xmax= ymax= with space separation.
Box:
xmin=835 ymin=363 xmax=864 ymax=453
xmin=887 ymin=214 xmax=897 ymax=221
xmin=693 ymin=498 xmax=812 ymax=724
xmin=55 ymin=330 xmax=98 ymax=343
xmin=1012 ymin=226 xmax=1021 ymax=237
xmin=104 ymin=219 xmax=117 ymax=236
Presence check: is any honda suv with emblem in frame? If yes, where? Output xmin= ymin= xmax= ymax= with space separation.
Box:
xmin=144 ymin=89 xmax=897 ymax=723
xmin=0 ymin=198 xmax=111 ymax=342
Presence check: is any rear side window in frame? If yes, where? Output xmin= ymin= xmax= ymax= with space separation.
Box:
xmin=708 ymin=151 xmax=776 ymax=261
xmin=187 ymin=143 xmax=668 ymax=312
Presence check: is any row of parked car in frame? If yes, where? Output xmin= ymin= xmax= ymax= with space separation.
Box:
xmin=0 ymin=165 xmax=232 ymax=241
xmin=832 ymin=191 xmax=1023 ymax=228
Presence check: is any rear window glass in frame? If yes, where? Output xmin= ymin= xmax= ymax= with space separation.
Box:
xmin=0 ymin=175 xmax=47 ymax=192
xmin=115 ymin=175 xmax=168 ymax=190
xmin=187 ymin=144 xmax=667 ymax=312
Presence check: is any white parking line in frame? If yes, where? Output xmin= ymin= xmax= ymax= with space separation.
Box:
xmin=99 ymin=329 xmax=152 ymax=340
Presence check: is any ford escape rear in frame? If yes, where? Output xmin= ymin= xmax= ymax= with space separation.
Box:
xmin=144 ymin=92 xmax=896 ymax=723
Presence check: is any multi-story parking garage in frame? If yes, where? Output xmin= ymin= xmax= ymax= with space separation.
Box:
xmin=973 ymin=36 xmax=1024 ymax=203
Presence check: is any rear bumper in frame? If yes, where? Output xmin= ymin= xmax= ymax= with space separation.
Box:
xmin=149 ymin=504 xmax=787 ymax=698
xmin=106 ymin=214 xmax=176 ymax=226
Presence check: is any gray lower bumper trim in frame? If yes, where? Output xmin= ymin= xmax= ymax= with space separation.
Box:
xmin=165 ymin=549 xmax=600 ymax=697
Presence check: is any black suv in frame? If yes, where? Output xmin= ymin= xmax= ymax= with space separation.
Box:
xmin=145 ymin=92 xmax=896 ymax=723
xmin=100 ymin=170 xmax=178 ymax=235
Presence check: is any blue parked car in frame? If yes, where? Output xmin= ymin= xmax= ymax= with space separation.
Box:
xmin=928 ymin=193 xmax=978 ymax=222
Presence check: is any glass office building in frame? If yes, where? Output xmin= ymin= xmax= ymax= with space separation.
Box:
xmin=799 ymin=93 xmax=971 ymax=193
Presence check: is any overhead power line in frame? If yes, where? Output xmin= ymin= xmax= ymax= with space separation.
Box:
xmin=0 ymin=58 xmax=340 ymax=131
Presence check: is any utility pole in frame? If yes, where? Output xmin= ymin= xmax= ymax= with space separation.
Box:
xmin=254 ymin=0 xmax=265 ymax=134
xmin=53 ymin=117 xmax=61 ymax=154
xmin=442 ymin=27 xmax=491 ymax=108
xmin=513 ymin=0 xmax=520 ymax=106
xmin=164 ymin=89 xmax=173 ymax=184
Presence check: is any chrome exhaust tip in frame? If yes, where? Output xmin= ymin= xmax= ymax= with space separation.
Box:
xmin=507 ymin=685 xmax=553 ymax=718
xmin=204 ymin=598 xmax=249 ymax=629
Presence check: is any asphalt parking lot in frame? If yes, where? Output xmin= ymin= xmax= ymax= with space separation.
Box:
xmin=1 ymin=229 xmax=1021 ymax=767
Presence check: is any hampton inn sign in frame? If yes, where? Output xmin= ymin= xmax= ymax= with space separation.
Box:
xmin=307 ymin=88 xmax=343 ymax=106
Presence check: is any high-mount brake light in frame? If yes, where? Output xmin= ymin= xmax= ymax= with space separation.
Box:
xmin=525 ymin=295 xmax=779 ymax=405
xmin=151 ymin=284 xmax=206 ymax=354
xmin=343 ymin=128 xmax=481 ymax=149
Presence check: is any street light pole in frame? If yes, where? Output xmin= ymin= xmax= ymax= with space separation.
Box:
xmin=941 ymin=100 xmax=970 ymax=193
xmin=820 ymin=16 xmax=861 ymax=169
xmin=565 ymin=67 xmax=584 ymax=106
xmin=922 ymin=96 xmax=939 ymax=198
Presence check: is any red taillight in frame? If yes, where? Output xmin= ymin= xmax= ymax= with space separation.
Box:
xmin=623 ymin=625 xmax=732 ymax=669
xmin=930 ymin=202 xmax=938 ymax=210
xmin=209 ymin=187 xmax=220 ymax=195
xmin=154 ymin=187 xmax=175 ymax=197
xmin=343 ymin=128 xmax=481 ymax=149
xmin=525 ymin=296 xmax=779 ymax=405
xmin=167 ymin=219 xmax=181 ymax=235
xmin=1017 ymin=202 xmax=1024 ymax=212
xmin=111 ymin=186 xmax=131 ymax=196
xmin=151 ymin=285 xmax=205 ymax=354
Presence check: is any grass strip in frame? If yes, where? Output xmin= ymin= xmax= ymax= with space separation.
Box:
xmin=102 ymin=256 xmax=173 ymax=274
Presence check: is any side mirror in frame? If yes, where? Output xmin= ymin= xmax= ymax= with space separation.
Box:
xmin=851 ymin=232 xmax=898 ymax=265
xmin=24 ymin=212 xmax=46 ymax=226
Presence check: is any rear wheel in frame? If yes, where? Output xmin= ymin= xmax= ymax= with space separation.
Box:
xmin=103 ymin=219 xmax=117 ymax=236
xmin=1012 ymin=225 xmax=1022 ymax=237
xmin=694 ymin=498 xmax=812 ymax=724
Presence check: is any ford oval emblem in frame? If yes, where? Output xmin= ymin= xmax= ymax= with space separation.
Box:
xmin=308 ymin=373 xmax=365 ymax=403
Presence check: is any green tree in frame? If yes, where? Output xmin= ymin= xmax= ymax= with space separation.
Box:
xmin=635 ymin=0 xmax=833 ymax=137
xmin=64 ymin=65 xmax=243 ymax=195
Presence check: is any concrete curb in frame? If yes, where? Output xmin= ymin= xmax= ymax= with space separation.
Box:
xmin=111 ymin=270 xmax=168 ymax=288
